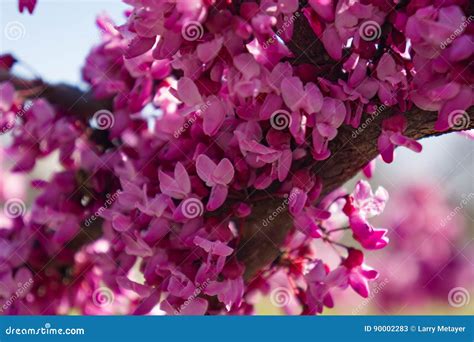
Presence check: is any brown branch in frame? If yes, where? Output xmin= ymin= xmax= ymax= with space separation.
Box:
xmin=286 ymin=7 xmax=348 ymax=82
xmin=0 ymin=70 xmax=111 ymax=118
xmin=1 ymin=70 xmax=114 ymax=148
xmin=238 ymin=106 xmax=474 ymax=281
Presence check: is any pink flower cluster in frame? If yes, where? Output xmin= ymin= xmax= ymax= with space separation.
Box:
xmin=372 ymin=184 xmax=474 ymax=309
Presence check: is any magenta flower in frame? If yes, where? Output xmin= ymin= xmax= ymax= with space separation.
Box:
xmin=3 ymin=0 xmax=472 ymax=317
xmin=205 ymin=278 xmax=244 ymax=311
xmin=340 ymin=248 xmax=378 ymax=298
xmin=116 ymin=276 xmax=153 ymax=298
xmin=304 ymin=260 xmax=346 ymax=314
xmin=374 ymin=184 xmax=474 ymax=308
xmin=176 ymin=77 xmax=226 ymax=136
xmin=288 ymin=187 xmax=307 ymax=216
xmin=375 ymin=53 xmax=408 ymax=106
xmin=122 ymin=232 xmax=153 ymax=258
xmin=266 ymin=129 xmax=293 ymax=182
xmin=18 ymin=0 xmax=37 ymax=13
xmin=312 ymin=97 xmax=346 ymax=160
xmin=405 ymin=5 xmax=466 ymax=58
xmin=193 ymin=236 xmax=234 ymax=258
xmin=162 ymin=298 xmax=209 ymax=315
xmin=281 ymin=76 xmax=323 ymax=114
xmin=158 ymin=162 xmax=191 ymax=200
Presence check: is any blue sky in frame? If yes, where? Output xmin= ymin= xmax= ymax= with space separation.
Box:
xmin=1 ymin=0 xmax=128 ymax=85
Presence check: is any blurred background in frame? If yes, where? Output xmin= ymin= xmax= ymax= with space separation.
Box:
xmin=1 ymin=0 xmax=473 ymax=315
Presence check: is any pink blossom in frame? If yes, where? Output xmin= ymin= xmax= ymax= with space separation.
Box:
xmin=304 ymin=260 xmax=346 ymax=314
xmin=193 ymin=236 xmax=233 ymax=257
xmin=18 ymin=0 xmax=37 ymax=14
xmin=343 ymin=180 xmax=389 ymax=250
xmin=293 ymin=206 xmax=330 ymax=238
xmin=375 ymin=53 xmax=408 ymax=106
xmin=362 ymin=160 xmax=376 ymax=178
xmin=378 ymin=115 xmax=422 ymax=163
xmin=3 ymin=0 xmax=472 ymax=317
xmin=0 ymin=84 xmax=17 ymax=133
xmin=405 ymin=6 xmax=466 ymax=58
xmin=340 ymin=248 xmax=378 ymax=298
xmin=176 ymin=77 xmax=226 ymax=136
xmin=205 ymin=278 xmax=244 ymax=310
